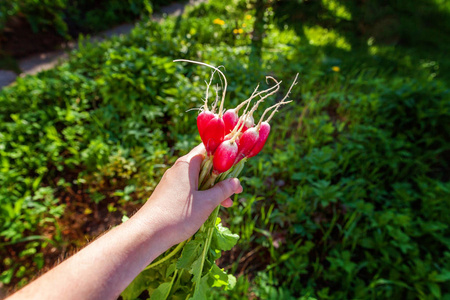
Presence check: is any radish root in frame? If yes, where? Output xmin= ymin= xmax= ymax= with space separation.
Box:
xmin=174 ymin=59 xmax=298 ymax=130
xmin=257 ymin=73 xmax=299 ymax=129
xmin=174 ymin=59 xmax=228 ymax=118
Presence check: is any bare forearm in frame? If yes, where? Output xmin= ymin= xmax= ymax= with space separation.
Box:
xmin=8 ymin=215 xmax=169 ymax=300
xmin=7 ymin=144 xmax=241 ymax=300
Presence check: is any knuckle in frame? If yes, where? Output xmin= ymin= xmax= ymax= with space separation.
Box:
xmin=162 ymin=168 xmax=173 ymax=180
xmin=173 ymin=158 xmax=189 ymax=168
xmin=174 ymin=157 xmax=184 ymax=165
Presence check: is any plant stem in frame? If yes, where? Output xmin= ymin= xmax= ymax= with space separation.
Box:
xmin=217 ymin=168 xmax=233 ymax=182
xmin=201 ymin=172 xmax=218 ymax=189
xmin=191 ymin=157 xmax=246 ymax=296
xmin=163 ymin=269 xmax=178 ymax=300
xmin=198 ymin=156 xmax=213 ymax=187
xmin=193 ymin=205 xmax=220 ymax=295
xmin=144 ymin=239 xmax=187 ymax=271
xmin=227 ymin=158 xmax=247 ymax=179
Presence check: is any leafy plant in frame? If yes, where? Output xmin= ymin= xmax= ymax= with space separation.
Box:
xmin=1 ymin=0 xmax=449 ymax=299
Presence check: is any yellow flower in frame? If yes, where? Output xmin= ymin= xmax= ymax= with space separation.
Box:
xmin=242 ymin=23 xmax=247 ymax=28
xmin=332 ymin=66 xmax=340 ymax=72
xmin=213 ymin=18 xmax=225 ymax=25
xmin=233 ymin=28 xmax=244 ymax=34
xmin=245 ymin=14 xmax=252 ymax=20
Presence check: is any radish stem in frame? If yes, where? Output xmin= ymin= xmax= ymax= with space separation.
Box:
xmin=198 ymin=156 xmax=213 ymax=187
xmin=202 ymin=172 xmax=218 ymax=189
xmin=144 ymin=239 xmax=187 ymax=271
xmin=227 ymin=158 xmax=246 ymax=179
xmin=193 ymin=205 xmax=219 ymax=296
xmin=229 ymin=112 xmax=248 ymax=143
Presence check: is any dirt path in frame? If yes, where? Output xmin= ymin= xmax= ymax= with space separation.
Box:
xmin=0 ymin=0 xmax=204 ymax=89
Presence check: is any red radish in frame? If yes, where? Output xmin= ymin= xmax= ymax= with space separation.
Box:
xmin=197 ymin=111 xmax=215 ymax=138
xmin=173 ymin=59 xmax=229 ymax=155
xmin=246 ymin=73 xmax=298 ymax=158
xmin=223 ymin=109 xmax=239 ymax=133
xmin=235 ymin=127 xmax=259 ymax=163
xmin=223 ymin=77 xmax=280 ymax=134
xmin=213 ymin=140 xmax=238 ymax=173
xmin=248 ymin=122 xmax=270 ymax=158
xmin=202 ymin=116 xmax=225 ymax=155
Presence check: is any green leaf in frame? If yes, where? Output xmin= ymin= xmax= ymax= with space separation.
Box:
xmin=212 ymin=219 xmax=239 ymax=251
xmin=176 ymin=239 xmax=203 ymax=270
xmin=429 ymin=282 xmax=441 ymax=299
xmin=210 ymin=264 xmax=229 ymax=288
xmin=121 ymin=271 xmax=152 ymax=300
xmin=166 ymin=263 xmax=176 ymax=278
xmin=190 ymin=255 xmax=204 ymax=279
xmin=227 ymin=274 xmax=237 ymax=290
xmin=151 ymin=282 xmax=173 ymax=300
xmin=191 ymin=274 xmax=209 ymax=300
xmin=0 ymin=268 xmax=15 ymax=284
xmin=431 ymin=270 xmax=450 ymax=282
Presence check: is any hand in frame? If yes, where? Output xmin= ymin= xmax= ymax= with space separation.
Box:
xmin=133 ymin=144 xmax=243 ymax=248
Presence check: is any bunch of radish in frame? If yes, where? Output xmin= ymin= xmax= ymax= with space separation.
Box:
xmin=174 ymin=60 xmax=298 ymax=189
xmin=130 ymin=61 xmax=299 ymax=300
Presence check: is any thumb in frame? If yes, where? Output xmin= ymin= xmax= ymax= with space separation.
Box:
xmin=200 ymin=178 xmax=243 ymax=207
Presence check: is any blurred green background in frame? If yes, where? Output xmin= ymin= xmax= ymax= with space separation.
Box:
xmin=0 ymin=0 xmax=449 ymax=299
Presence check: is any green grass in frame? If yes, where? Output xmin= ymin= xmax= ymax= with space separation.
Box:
xmin=1 ymin=0 xmax=449 ymax=298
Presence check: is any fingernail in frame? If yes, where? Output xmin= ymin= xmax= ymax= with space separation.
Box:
xmin=229 ymin=178 xmax=242 ymax=192
xmin=229 ymin=178 xmax=239 ymax=188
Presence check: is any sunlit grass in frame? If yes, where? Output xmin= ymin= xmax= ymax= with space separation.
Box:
xmin=322 ymin=0 xmax=352 ymax=21
xmin=304 ymin=26 xmax=351 ymax=51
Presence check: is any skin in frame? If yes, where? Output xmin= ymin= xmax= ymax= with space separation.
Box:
xmin=7 ymin=144 xmax=243 ymax=300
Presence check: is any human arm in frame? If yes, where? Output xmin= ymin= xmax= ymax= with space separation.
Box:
xmin=7 ymin=144 xmax=243 ymax=300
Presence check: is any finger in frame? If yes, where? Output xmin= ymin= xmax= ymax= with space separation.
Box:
xmin=176 ymin=144 xmax=205 ymax=164
xmin=200 ymin=178 xmax=242 ymax=207
xmin=186 ymin=144 xmax=207 ymax=189
xmin=189 ymin=153 xmax=205 ymax=188
xmin=221 ymin=198 xmax=233 ymax=208
xmin=235 ymin=181 xmax=243 ymax=194
xmin=190 ymin=151 xmax=205 ymax=167
xmin=186 ymin=143 xmax=206 ymax=159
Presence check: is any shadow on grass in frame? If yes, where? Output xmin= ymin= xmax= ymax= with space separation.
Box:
xmin=272 ymin=0 xmax=450 ymax=83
